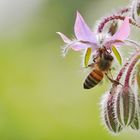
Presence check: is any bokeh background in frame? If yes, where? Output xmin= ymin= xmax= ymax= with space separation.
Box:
xmin=0 ymin=0 xmax=140 ymax=140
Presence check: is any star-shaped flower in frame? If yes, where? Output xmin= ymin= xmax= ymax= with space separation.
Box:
xmin=57 ymin=11 xmax=130 ymax=57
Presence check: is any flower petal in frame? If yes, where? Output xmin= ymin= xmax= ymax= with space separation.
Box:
xmin=111 ymin=40 xmax=125 ymax=46
xmin=63 ymin=40 xmax=98 ymax=56
xmin=104 ymin=40 xmax=125 ymax=50
xmin=109 ymin=17 xmax=130 ymax=41
xmin=57 ymin=32 xmax=71 ymax=43
xmin=70 ymin=42 xmax=90 ymax=51
xmin=74 ymin=11 xmax=97 ymax=43
xmin=62 ymin=41 xmax=90 ymax=57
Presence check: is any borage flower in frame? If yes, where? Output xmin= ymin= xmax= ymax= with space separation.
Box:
xmin=57 ymin=12 xmax=130 ymax=61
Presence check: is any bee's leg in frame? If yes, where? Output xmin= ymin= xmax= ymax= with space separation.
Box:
xmin=87 ymin=63 xmax=95 ymax=67
xmin=82 ymin=63 xmax=94 ymax=69
xmin=110 ymin=67 xmax=115 ymax=71
xmin=105 ymin=73 xmax=123 ymax=86
xmin=93 ymin=57 xmax=97 ymax=62
xmin=83 ymin=56 xmax=97 ymax=68
xmin=108 ymin=68 xmax=114 ymax=79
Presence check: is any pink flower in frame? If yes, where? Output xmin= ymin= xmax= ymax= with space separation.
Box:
xmin=57 ymin=11 xmax=130 ymax=56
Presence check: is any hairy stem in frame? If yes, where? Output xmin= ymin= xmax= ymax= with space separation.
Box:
xmin=97 ymin=15 xmax=140 ymax=33
xmin=124 ymin=52 xmax=140 ymax=87
xmin=116 ymin=51 xmax=138 ymax=82
xmin=117 ymin=7 xmax=130 ymax=15
xmin=116 ymin=60 xmax=130 ymax=82
xmin=113 ymin=40 xmax=140 ymax=82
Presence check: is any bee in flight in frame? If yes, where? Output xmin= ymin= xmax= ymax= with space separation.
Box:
xmin=83 ymin=47 xmax=118 ymax=89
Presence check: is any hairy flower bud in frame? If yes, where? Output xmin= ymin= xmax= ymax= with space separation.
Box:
xmin=101 ymin=93 xmax=123 ymax=133
xmin=115 ymin=86 xmax=136 ymax=126
xmin=132 ymin=0 xmax=140 ymax=24
xmin=131 ymin=98 xmax=140 ymax=130
xmin=131 ymin=112 xmax=140 ymax=130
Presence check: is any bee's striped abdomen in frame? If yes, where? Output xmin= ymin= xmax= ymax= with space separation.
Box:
xmin=83 ymin=69 xmax=104 ymax=89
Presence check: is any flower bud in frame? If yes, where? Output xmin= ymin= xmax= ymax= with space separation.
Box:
xmin=131 ymin=111 xmax=140 ymax=130
xmin=108 ymin=20 xmax=118 ymax=36
xmin=115 ymin=86 xmax=136 ymax=126
xmin=131 ymin=98 xmax=140 ymax=130
xmin=101 ymin=93 xmax=123 ymax=133
xmin=132 ymin=0 xmax=140 ymax=24
xmin=131 ymin=61 xmax=140 ymax=130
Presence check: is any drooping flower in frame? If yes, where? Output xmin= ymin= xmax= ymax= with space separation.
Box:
xmin=57 ymin=0 xmax=140 ymax=134
xmin=57 ymin=11 xmax=130 ymax=56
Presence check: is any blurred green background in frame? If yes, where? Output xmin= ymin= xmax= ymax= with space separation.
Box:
xmin=0 ymin=0 xmax=140 ymax=140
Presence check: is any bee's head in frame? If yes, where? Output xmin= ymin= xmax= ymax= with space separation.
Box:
xmin=104 ymin=52 xmax=114 ymax=61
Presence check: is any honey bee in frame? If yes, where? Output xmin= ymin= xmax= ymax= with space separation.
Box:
xmin=84 ymin=47 xmax=115 ymax=89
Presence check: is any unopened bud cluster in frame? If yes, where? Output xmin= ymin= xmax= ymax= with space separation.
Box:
xmin=101 ymin=52 xmax=140 ymax=134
